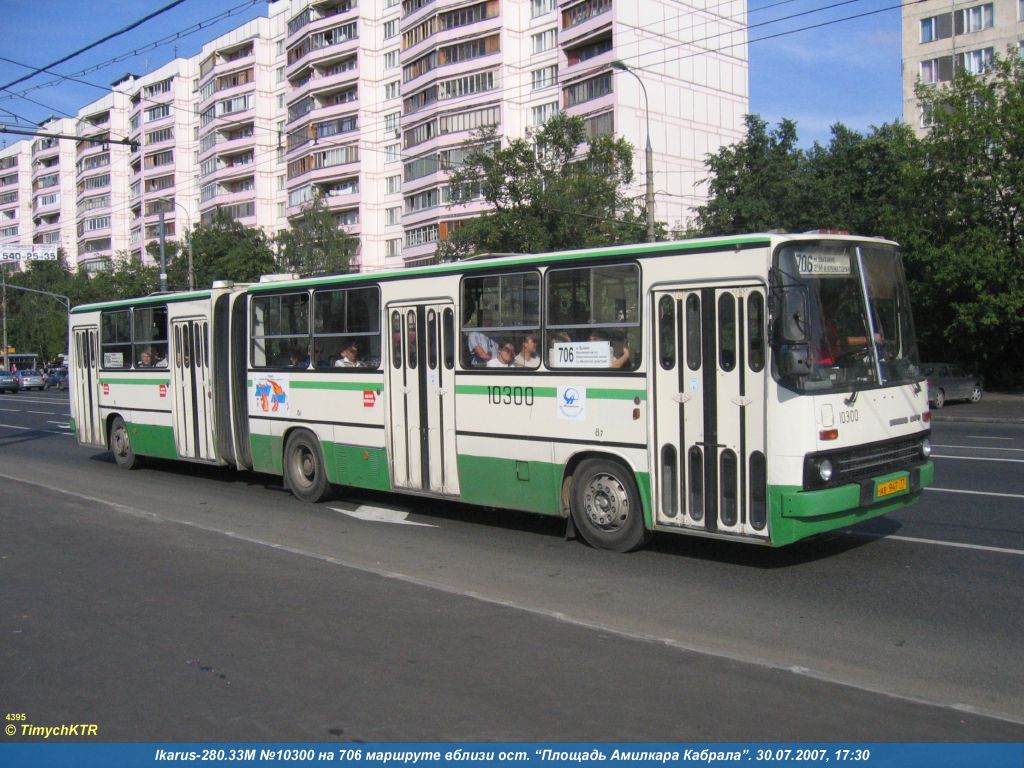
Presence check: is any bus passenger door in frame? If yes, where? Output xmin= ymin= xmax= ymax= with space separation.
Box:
xmin=171 ymin=318 xmax=216 ymax=461
xmin=652 ymin=286 xmax=768 ymax=539
xmin=71 ymin=326 xmax=101 ymax=446
xmin=386 ymin=302 xmax=458 ymax=495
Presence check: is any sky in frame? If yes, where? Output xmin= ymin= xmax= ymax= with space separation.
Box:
xmin=0 ymin=0 xmax=905 ymax=151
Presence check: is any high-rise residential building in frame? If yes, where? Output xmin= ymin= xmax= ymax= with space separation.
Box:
xmin=902 ymin=0 xmax=1023 ymax=134
xmin=116 ymin=59 xmax=199 ymax=265
xmin=0 ymin=141 xmax=33 ymax=251
xmin=1 ymin=0 xmax=749 ymax=275
xmin=75 ymin=92 xmax=133 ymax=273
xmin=195 ymin=6 xmax=289 ymax=239
xmin=282 ymin=0 xmax=749 ymax=269
xmin=31 ymin=118 xmax=78 ymax=260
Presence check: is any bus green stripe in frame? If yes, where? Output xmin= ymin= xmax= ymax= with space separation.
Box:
xmin=455 ymin=384 xmax=644 ymax=400
xmin=290 ymin=380 xmax=382 ymax=391
xmin=99 ymin=377 xmax=171 ymax=385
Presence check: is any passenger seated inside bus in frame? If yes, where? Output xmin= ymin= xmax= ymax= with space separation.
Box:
xmin=468 ymin=327 xmax=499 ymax=367
xmin=486 ymin=339 xmax=517 ymax=368
xmin=289 ymin=348 xmax=310 ymax=369
xmin=335 ymin=341 xmax=363 ymax=367
xmin=514 ymin=334 xmax=540 ymax=368
xmin=137 ymin=348 xmax=155 ymax=368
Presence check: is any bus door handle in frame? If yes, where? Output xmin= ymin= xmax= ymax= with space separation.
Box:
xmin=671 ymin=392 xmax=692 ymax=404
xmin=731 ymin=396 xmax=752 ymax=408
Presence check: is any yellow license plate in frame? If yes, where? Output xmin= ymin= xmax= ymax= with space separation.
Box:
xmin=876 ymin=477 xmax=908 ymax=498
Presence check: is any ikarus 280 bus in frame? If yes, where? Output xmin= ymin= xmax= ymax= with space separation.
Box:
xmin=69 ymin=233 xmax=934 ymax=551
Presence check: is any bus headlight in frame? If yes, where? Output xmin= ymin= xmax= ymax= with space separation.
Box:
xmin=920 ymin=438 xmax=932 ymax=459
xmin=816 ymin=458 xmax=834 ymax=483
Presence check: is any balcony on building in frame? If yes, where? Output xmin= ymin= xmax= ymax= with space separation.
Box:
xmin=560 ymin=0 xmax=613 ymax=46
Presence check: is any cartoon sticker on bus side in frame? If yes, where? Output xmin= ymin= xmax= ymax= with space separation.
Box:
xmin=254 ymin=375 xmax=288 ymax=413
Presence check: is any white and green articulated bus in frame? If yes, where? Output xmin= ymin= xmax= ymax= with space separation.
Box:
xmin=68 ymin=233 xmax=934 ymax=552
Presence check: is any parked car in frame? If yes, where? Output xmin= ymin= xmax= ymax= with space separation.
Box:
xmin=44 ymin=368 xmax=68 ymax=391
xmin=14 ymin=369 xmax=44 ymax=391
xmin=0 ymin=370 xmax=17 ymax=394
xmin=922 ymin=363 xmax=984 ymax=408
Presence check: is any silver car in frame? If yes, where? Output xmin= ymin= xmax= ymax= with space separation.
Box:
xmin=14 ymin=369 xmax=44 ymax=391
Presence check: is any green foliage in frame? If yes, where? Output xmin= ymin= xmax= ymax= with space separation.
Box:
xmin=436 ymin=113 xmax=653 ymax=260
xmin=274 ymin=194 xmax=357 ymax=277
xmin=171 ymin=208 xmax=276 ymax=289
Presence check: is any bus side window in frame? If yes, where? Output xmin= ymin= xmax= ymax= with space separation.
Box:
xmin=747 ymin=293 xmax=765 ymax=372
xmin=391 ymin=311 xmax=402 ymax=369
xmin=685 ymin=294 xmax=701 ymax=370
xmin=718 ymin=293 xmax=736 ymax=372
xmin=659 ymin=295 xmax=675 ymax=370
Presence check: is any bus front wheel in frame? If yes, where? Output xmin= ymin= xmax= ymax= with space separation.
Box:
xmin=110 ymin=416 xmax=141 ymax=470
xmin=284 ymin=430 xmax=331 ymax=503
xmin=570 ymin=459 xmax=651 ymax=552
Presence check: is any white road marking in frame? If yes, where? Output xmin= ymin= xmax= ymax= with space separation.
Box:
xmin=933 ymin=444 xmax=1024 ymax=452
xmin=965 ymin=436 xmax=1014 ymax=440
xmin=0 ymin=422 xmax=72 ymax=436
xmin=0 ymin=470 xmax=1020 ymax=727
xmin=927 ymin=487 xmax=1024 ymax=501
xmin=850 ymin=531 xmax=1024 ymax=557
xmin=28 ymin=410 xmax=54 ymax=415
xmin=932 ymin=454 xmax=1024 ymax=464
xmin=330 ymin=503 xmax=437 ymax=527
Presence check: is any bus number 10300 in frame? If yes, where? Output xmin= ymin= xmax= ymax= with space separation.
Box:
xmin=487 ymin=386 xmax=535 ymax=406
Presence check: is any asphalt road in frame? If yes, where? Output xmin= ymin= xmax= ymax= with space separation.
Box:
xmin=1 ymin=391 xmax=1022 ymax=741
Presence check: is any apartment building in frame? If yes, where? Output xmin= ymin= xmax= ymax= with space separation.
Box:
xmin=0 ymin=141 xmax=33 ymax=252
xmin=196 ymin=7 xmax=289 ymax=239
xmin=31 ymin=118 xmax=78 ymax=261
xmin=283 ymin=0 xmax=748 ymax=269
xmin=902 ymin=0 xmax=1024 ymax=134
xmin=2 ymin=0 xmax=748 ymax=274
xmin=74 ymin=92 xmax=133 ymax=273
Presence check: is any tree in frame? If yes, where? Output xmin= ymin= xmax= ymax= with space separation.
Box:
xmin=436 ymin=113 xmax=651 ymax=260
xmin=169 ymin=208 xmax=276 ymax=289
xmin=913 ymin=53 xmax=1024 ymax=383
xmin=695 ymin=116 xmax=808 ymax=235
xmin=274 ymin=194 xmax=357 ymax=277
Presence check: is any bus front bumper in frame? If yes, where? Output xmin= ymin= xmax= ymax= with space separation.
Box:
xmin=769 ymin=461 xmax=934 ymax=546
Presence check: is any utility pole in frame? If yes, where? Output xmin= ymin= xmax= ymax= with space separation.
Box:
xmin=611 ymin=61 xmax=656 ymax=242
xmin=158 ymin=209 xmax=167 ymax=291
xmin=2 ymin=267 xmax=7 ymax=372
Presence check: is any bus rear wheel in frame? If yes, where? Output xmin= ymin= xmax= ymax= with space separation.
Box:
xmin=570 ymin=459 xmax=651 ymax=552
xmin=110 ymin=416 xmax=141 ymax=470
xmin=284 ymin=430 xmax=331 ymax=503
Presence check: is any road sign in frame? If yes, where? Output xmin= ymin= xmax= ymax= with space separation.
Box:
xmin=0 ymin=246 xmax=58 ymax=263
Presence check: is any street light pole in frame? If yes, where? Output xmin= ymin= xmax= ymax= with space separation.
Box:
xmin=154 ymin=197 xmax=194 ymax=291
xmin=611 ymin=60 xmax=656 ymax=243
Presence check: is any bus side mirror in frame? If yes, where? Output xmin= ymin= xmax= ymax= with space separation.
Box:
xmin=780 ymin=288 xmax=810 ymax=343
xmin=779 ymin=344 xmax=811 ymax=377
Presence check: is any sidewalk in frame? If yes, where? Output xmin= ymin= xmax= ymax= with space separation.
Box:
xmin=928 ymin=391 xmax=1024 ymax=424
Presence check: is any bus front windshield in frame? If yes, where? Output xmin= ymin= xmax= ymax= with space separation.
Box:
xmin=774 ymin=242 xmax=920 ymax=394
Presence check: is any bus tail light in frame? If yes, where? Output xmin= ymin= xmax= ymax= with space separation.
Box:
xmin=819 ymin=429 xmax=839 ymax=440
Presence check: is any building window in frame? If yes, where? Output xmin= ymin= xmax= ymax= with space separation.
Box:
xmin=385 ymin=80 xmax=400 ymax=100
xmin=920 ymin=13 xmax=952 ymax=43
xmin=384 ymin=49 xmax=399 ymax=69
xmin=564 ymin=72 xmax=612 ymax=107
xmin=957 ymin=47 xmax=994 ymax=74
xmin=385 ymin=143 xmax=401 ymax=162
xmin=532 ymin=0 xmax=556 ymax=17
xmin=386 ymin=206 xmax=402 ymax=225
xmin=145 ymin=104 xmax=171 ymax=121
xmin=386 ymin=238 xmax=402 ymax=258
xmin=405 ymin=223 xmax=438 ymax=247
xmin=955 ymin=4 xmax=994 ymax=34
xmin=920 ymin=56 xmax=954 ymax=84
xmin=386 ymin=175 xmax=402 ymax=195
xmin=531 ymin=65 xmax=557 ymax=90
xmin=531 ymin=28 xmax=556 ymax=54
